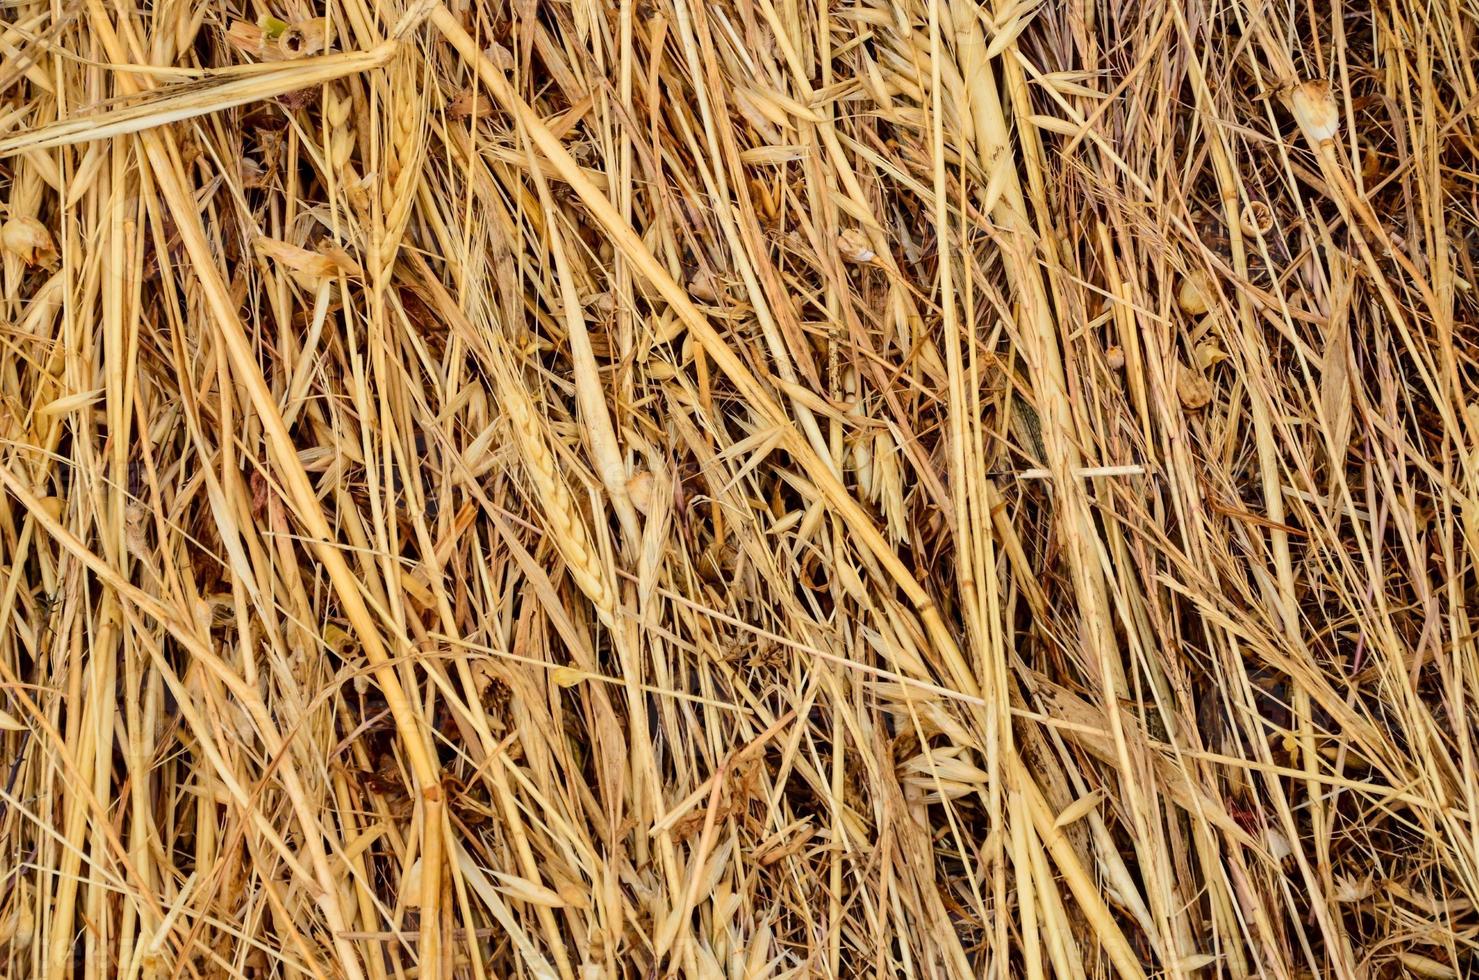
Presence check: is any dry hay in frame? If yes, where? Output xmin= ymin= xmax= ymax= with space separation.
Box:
xmin=0 ymin=0 xmax=1476 ymax=976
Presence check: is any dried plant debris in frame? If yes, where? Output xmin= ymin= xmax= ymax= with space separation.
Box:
xmin=0 ymin=0 xmax=1474 ymax=976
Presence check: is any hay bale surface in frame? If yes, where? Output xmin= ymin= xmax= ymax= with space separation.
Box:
xmin=0 ymin=0 xmax=1474 ymax=976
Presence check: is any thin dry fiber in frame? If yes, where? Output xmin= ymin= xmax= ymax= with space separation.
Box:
xmin=0 ymin=0 xmax=1475 ymax=976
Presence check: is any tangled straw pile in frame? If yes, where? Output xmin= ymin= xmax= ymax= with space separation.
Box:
xmin=0 ymin=0 xmax=1476 ymax=974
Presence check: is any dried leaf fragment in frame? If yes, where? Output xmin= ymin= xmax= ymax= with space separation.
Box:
xmin=2 ymin=217 xmax=56 ymax=266
xmin=1177 ymin=364 xmax=1213 ymax=410
xmin=1288 ymin=79 xmax=1340 ymax=144
xmin=226 ymin=17 xmax=328 ymax=60
xmin=1177 ymin=269 xmax=1214 ymax=316
xmin=627 ymin=470 xmax=656 ymax=514
xmin=1396 ymin=952 xmax=1458 ymax=978
xmin=551 ymin=665 xmax=584 ymax=688
xmin=1240 ymin=200 xmax=1273 ymax=237
xmin=1195 ymin=341 xmax=1228 ymax=371
xmin=254 ymin=236 xmax=362 ymax=289
xmin=837 ymin=228 xmax=876 ymax=264
xmin=1332 ymin=873 xmax=1375 ymax=903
